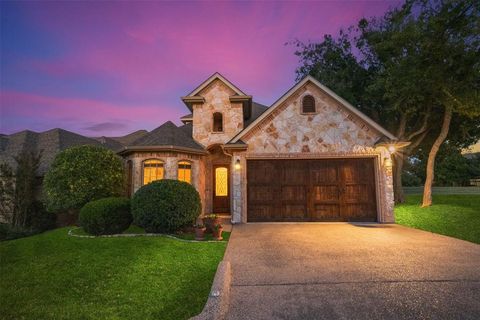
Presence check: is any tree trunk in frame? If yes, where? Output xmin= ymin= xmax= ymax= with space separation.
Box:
xmin=422 ymin=107 xmax=453 ymax=207
xmin=393 ymin=154 xmax=405 ymax=203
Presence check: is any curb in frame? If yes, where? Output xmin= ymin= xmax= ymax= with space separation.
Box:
xmin=190 ymin=260 xmax=232 ymax=320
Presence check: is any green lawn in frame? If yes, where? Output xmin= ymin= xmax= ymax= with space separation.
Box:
xmin=395 ymin=194 xmax=480 ymax=244
xmin=0 ymin=228 xmax=227 ymax=320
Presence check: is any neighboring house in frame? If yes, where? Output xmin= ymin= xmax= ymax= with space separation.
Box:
xmin=0 ymin=128 xmax=145 ymax=176
xmin=119 ymin=73 xmax=398 ymax=223
xmin=1 ymin=73 xmax=399 ymax=223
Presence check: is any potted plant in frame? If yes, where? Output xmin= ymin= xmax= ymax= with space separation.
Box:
xmin=212 ymin=223 xmax=223 ymax=240
xmin=194 ymin=224 xmax=206 ymax=241
xmin=202 ymin=214 xmax=219 ymax=233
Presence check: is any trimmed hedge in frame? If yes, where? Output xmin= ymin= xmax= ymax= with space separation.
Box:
xmin=131 ymin=180 xmax=201 ymax=233
xmin=79 ymin=197 xmax=132 ymax=236
xmin=44 ymin=145 xmax=125 ymax=213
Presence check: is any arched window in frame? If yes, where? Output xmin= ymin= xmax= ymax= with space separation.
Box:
xmin=302 ymin=95 xmax=316 ymax=113
xmin=143 ymin=159 xmax=164 ymax=185
xmin=213 ymin=112 xmax=223 ymax=132
xmin=178 ymin=161 xmax=192 ymax=184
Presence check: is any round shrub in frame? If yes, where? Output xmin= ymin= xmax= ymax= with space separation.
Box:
xmin=131 ymin=179 xmax=201 ymax=233
xmin=44 ymin=145 xmax=125 ymax=213
xmin=79 ymin=197 xmax=132 ymax=235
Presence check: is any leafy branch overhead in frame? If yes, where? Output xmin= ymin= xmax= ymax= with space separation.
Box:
xmin=291 ymin=0 xmax=480 ymax=205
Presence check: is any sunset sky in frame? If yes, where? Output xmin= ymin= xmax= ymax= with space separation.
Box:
xmin=1 ymin=1 xmax=400 ymax=137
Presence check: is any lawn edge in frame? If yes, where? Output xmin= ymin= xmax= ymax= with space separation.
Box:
xmin=67 ymin=227 xmax=227 ymax=243
xmin=190 ymin=260 xmax=232 ymax=320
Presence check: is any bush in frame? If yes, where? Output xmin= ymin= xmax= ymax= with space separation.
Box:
xmin=131 ymin=180 xmax=201 ymax=233
xmin=30 ymin=201 xmax=57 ymax=232
xmin=44 ymin=145 xmax=125 ymax=213
xmin=79 ymin=197 xmax=132 ymax=236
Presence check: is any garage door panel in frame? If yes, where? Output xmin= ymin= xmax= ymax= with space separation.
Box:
xmin=282 ymin=185 xmax=307 ymax=201
xmin=311 ymin=204 xmax=341 ymax=220
xmin=312 ymin=185 xmax=340 ymax=202
xmin=342 ymin=204 xmax=376 ymax=221
xmin=310 ymin=165 xmax=338 ymax=184
xmin=282 ymin=205 xmax=308 ymax=221
xmin=248 ymin=161 xmax=278 ymax=184
xmin=344 ymin=184 xmax=370 ymax=202
xmin=248 ymin=205 xmax=277 ymax=222
xmin=248 ymin=185 xmax=276 ymax=202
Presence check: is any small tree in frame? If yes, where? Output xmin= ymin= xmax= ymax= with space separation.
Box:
xmin=12 ymin=151 xmax=42 ymax=227
xmin=44 ymin=145 xmax=125 ymax=213
xmin=0 ymin=163 xmax=15 ymax=223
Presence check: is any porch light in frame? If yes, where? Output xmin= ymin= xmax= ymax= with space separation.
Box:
xmin=388 ymin=145 xmax=396 ymax=153
xmin=234 ymin=159 xmax=241 ymax=170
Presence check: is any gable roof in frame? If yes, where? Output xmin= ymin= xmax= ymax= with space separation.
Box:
xmin=120 ymin=121 xmax=205 ymax=154
xmin=186 ymin=72 xmax=246 ymax=97
xmin=230 ymin=75 xmax=397 ymax=143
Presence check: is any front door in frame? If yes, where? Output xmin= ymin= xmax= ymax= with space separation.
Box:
xmin=213 ymin=165 xmax=230 ymax=213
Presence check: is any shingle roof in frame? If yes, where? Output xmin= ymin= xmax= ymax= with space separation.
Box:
xmin=179 ymin=122 xmax=193 ymax=137
xmin=245 ymin=101 xmax=269 ymax=127
xmin=105 ymin=130 xmax=148 ymax=146
xmin=128 ymin=121 xmax=204 ymax=151
xmin=0 ymin=128 xmax=110 ymax=176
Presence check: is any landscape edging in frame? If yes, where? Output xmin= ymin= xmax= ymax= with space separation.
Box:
xmin=67 ymin=227 xmax=226 ymax=243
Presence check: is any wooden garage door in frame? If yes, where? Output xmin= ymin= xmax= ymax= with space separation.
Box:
xmin=247 ymin=159 xmax=377 ymax=222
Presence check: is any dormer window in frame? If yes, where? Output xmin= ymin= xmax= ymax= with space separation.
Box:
xmin=213 ymin=112 xmax=223 ymax=132
xmin=302 ymin=95 xmax=316 ymax=113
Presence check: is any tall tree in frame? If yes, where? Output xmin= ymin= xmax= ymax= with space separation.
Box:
xmin=293 ymin=0 xmax=480 ymax=205
xmin=292 ymin=25 xmax=432 ymax=203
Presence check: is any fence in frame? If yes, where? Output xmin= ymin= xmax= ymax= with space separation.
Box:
xmin=403 ymin=186 xmax=480 ymax=195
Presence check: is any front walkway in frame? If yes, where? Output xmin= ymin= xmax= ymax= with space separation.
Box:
xmin=224 ymin=223 xmax=480 ymax=319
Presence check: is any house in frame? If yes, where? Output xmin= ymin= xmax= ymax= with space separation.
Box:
xmin=118 ymin=73 xmax=398 ymax=223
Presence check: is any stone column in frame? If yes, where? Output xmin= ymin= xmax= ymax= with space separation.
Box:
xmin=381 ymin=150 xmax=395 ymax=223
xmin=132 ymin=156 xmax=143 ymax=193
xmin=231 ymin=154 xmax=244 ymax=224
xmin=164 ymin=157 xmax=177 ymax=180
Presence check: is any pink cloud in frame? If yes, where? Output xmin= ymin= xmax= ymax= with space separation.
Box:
xmin=0 ymin=90 xmax=182 ymax=135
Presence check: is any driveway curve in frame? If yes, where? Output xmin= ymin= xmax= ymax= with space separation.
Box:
xmin=224 ymin=223 xmax=480 ymax=320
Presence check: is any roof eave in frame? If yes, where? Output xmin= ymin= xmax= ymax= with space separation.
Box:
xmin=118 ymin=145 xmax=207 ymax=156
xmin=181 ymin=96 xmax=206 ymax=111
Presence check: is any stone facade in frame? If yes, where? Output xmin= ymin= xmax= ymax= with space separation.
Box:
xmin=243 ymin=83 xmax=380 ymax=154
xmin=192 ymin=79 xmax=244 ymax=147
xmin=229 ymin=82 xmax=395 ymax=223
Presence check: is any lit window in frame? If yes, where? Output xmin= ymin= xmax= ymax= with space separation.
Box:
xmin=215 ymin=167 xmax=228 ymax=196
xmin=178 ymin=161 xmax=192 ymax=184
xmin=143 ymin=159 xmax=164 ymax=185
xmin=302 ymin=95 xmax=316 ymax=113
xmin=213 ymin=112 xmax=223 ymax=132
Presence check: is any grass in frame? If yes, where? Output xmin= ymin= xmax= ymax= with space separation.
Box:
xmin=0 ymin=228 xmax=227 ymax=320
xmin=395 ymin=194 xmax=480 ymax=244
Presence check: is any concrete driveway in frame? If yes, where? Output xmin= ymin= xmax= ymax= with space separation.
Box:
xmin=224 ymin=223 xmax=480 ymax=320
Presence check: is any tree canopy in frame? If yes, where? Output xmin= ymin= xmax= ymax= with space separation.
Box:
xmin=292 ymin=0 xmax=480 ymax=204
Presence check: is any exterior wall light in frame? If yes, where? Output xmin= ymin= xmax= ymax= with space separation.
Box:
xmin=388 ymin=145 xmax=396 ymax=153
xmin=234 ymin=159 xmax=241 ymax=170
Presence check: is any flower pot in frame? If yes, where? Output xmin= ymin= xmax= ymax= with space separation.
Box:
xmin=203 ymin=217 xmax=220 ymax=233
xmin=195 ymin=227 xmax=206 ymax=241
xmin=212 ymin=227 xmax=223 ymax=240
